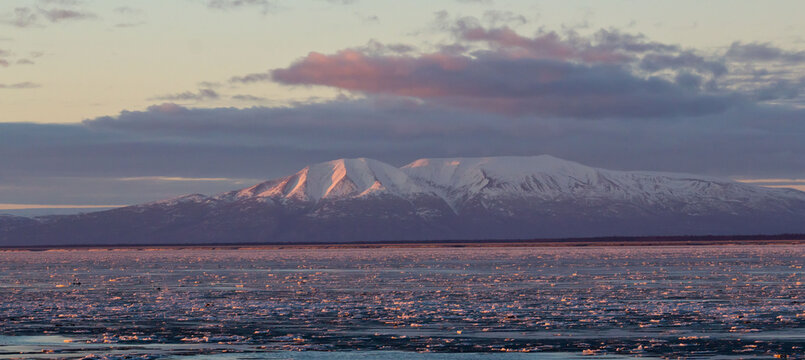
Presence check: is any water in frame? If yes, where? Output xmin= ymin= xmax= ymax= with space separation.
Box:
xmin=0 ymin=245 xmax=802 ymax=359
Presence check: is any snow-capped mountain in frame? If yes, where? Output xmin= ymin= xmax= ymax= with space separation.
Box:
xmin=3 ymin=156 xmax=805 ymax=246
xmin=228 ymin=158 xmax=428 ymax=201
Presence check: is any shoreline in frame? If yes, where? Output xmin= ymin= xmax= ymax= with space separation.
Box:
xmin=2 ymin=235 xmax=804 ymax=251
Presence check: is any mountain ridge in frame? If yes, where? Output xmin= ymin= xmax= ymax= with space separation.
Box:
xmin=3 ymin=155 xmax=805 ymax=246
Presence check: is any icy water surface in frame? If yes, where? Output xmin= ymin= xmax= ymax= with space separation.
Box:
xmin=0 ymin=245 xmax=802 ymax=359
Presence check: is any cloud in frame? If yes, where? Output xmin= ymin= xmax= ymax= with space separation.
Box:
xmin=151 ymin=88 xmax=220 ymax=102
xmin=231 ymin=94 xmax=267 ymax=101
xmin=229 ymin=72 xmax=272 ymax=84
xmin=39 ymin=8 xmax=96 ymax=22
xmin=481 ymin=10 xmax=527 ymax=27
xmin=206 ymin=0 xmax=276 ymax=13
xmin=3 ymin=8 xmax=39 ymax=27
xmin=735 ymin=178 xmax=805 ymax=192
xmin=455 ymin=25 xmax=632 ymax=63
xmin=2 ymin=2 xmax=97 ymax=28
xmin=455 ymin=0 xmax=494 ymax=4
xmin=111 ymin=6 xmax=146 ymax=28
xmin=357 ymin=13 xmax=379 ymax=23
xmin=726 ymin=42 xmax=805 ymax=63
xmin=448 ymin=20 xmax=676 ymax=63
xmin=0 ymin=203 xmax=122 ymax=210
xmin=114 ymin=21 xmax=146 ymax=28
xmin=639 ymin=51 xmax=727 ymax=76
xmin=752 ymin=78 xmax=805 ymax=101
xmin=271 ymin=49 xmax=735 ymax=118
xmin=117 ymin=176 xmax=250 ymax=182
xmin=1 ymin=49 xmax=38 ymax=67
xmin=254 ymin=23 xmax=805 ymax=116
xmin=114 ymin=6 xmax=144 ymax=15
xmin=32 ymin=97 xmax=805 ymax=182
xmin=39 ymin=0 xmax=84 ymax=6
xmin=736 ymin=178 xmax=805 ymax=184
xmin=0 ymin=82 xmax=41 ymax=89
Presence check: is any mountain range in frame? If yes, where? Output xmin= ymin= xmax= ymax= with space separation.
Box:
xmin=3 ymin=155 xmax=805 ymax=246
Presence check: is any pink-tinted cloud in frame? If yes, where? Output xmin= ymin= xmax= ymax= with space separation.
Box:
xmin=260 ymin=23 xmax=741 ymax=118
xmin=271 ymin=49 xmax=732 ymax=118
xmin=274 ymin=50 xmax=470 ymax=97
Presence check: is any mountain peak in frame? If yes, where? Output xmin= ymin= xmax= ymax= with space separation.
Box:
xmin=237 ymin=157 xmax=425 ymax=201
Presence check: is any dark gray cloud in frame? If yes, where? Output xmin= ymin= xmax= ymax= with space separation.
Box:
xmin=752 ymin=77 xmax=805 ymax=101
xmin=726 ymin=42 xmax=805 ymax=63
xmin=640 ymin=51 xmax=727 ymax=76
xmin=8 ymin=98 xmax=805 ymax=179
xmin=590 ymin=29 xmax=678 ymax=54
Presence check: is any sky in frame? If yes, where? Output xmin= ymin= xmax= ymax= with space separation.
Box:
xmin=2 ymin=0 xmax=805 ymax=212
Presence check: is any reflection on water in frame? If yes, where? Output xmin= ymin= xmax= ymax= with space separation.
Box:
xmin=0 ymin=245 xmax=802 ymax=358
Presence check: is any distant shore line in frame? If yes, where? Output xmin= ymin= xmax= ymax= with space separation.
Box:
xmin=2 ymin=234 xmax=804 ymax=251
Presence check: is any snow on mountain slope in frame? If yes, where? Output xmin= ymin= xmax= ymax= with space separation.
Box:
xmin=229 ymin=158 xmax=428 ymax=202
xmin=220 ymin=155 xmax=805 ymax=213
xmin=401 ymin=155 xmax=805 ymax=212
